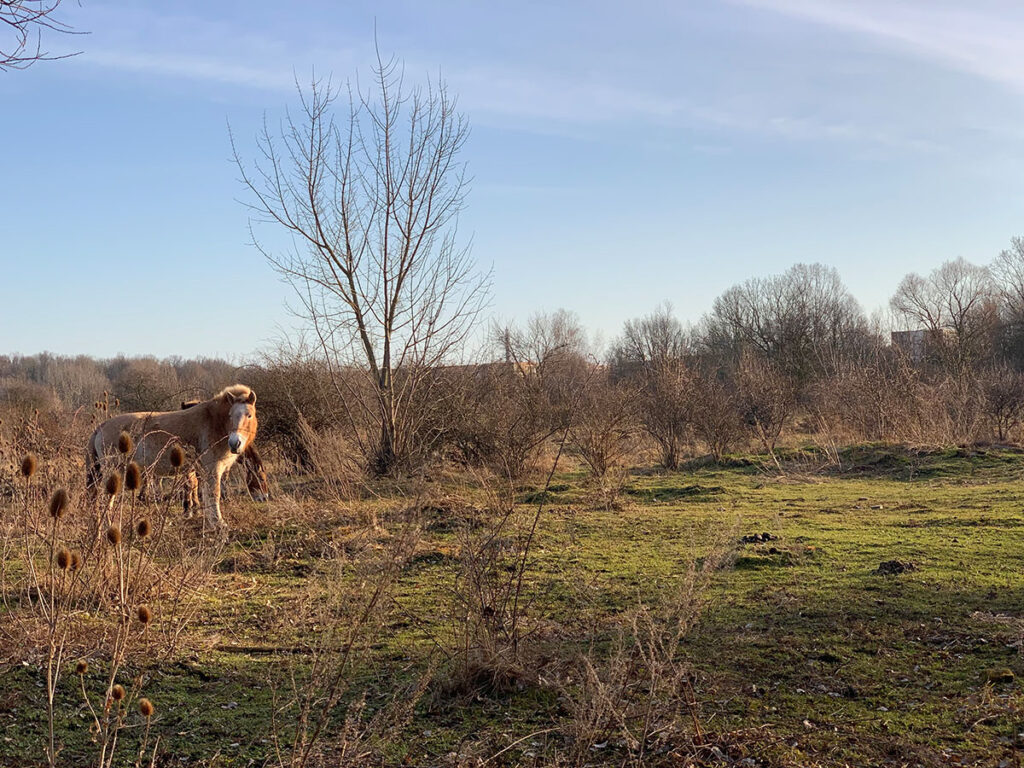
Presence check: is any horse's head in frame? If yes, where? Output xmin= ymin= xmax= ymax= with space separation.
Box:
xmin=220 ymin=386 xmax=258 ymax=455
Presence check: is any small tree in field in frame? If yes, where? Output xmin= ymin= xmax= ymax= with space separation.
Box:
xmin=981 ymin=365 xmax=1024 ymax=442
xmin=688 ymin=371 xmax=743 ymax=462
xmin=234 ymin=55 xmax=489 ymax=475
xmin=736 ymin=355 xmax=797 ymax=467
xmin=610 ymin=305 xmax=693 ymax=470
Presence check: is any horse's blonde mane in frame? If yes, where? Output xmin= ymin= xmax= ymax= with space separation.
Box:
xmin=215 ymin=384 xmax=253 ymax=402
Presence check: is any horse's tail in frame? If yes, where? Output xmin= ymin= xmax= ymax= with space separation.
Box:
xmin=85 ymin=430 xmax=102 ymax=499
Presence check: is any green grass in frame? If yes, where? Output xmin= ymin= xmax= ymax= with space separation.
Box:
xmin=4 ymin=445 xmax=1024 ymax=766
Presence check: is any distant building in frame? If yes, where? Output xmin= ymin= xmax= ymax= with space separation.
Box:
xmin=891 ymin=330 xmax=928 ymax=362
xmin=891 ymin=328 xmax=956 ymax=363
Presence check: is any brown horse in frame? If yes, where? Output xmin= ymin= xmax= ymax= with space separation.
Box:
xmin=181 ymin=399 xmax=269 ymax=502
xmin=87 ymin=385 xmax=258 ymax=529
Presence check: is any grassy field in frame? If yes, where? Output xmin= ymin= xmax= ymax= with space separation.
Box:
xmin=4 ymin=445 xmax=1024 ymax=767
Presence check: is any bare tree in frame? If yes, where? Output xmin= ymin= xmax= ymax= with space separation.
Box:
xmin=991 ymin=236 xmax=1024 ymax=368
xmin=234 ymin=56 xmax=490 ymax=474
xmin=637 ymin=362 xmax=692 ymax=470
xmin=890 ymin=257 xmax=998 ymax=375
xmin=1 ymin=0 xmax=79 ymax=71
xmin=981 ymin=365 xmax=1024 ymax=442
xmin=609 ymin=306 xmax=693 ymax=469
xmin=703 ymin=263 xmax=871 ymax=382
xmin=992 ymin=237 xmax=1024 ymax=314
xmin=608 ymin=303 xmax=691 ymax=379
xmin=687 ymin=370 xmax=743 ymax=462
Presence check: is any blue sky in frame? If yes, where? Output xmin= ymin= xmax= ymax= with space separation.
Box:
xmin=2 ymin=0 xmax=1024 ymax=358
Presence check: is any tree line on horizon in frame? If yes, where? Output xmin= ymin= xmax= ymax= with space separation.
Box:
xmin=5 ymin=242 xmax=1024 ymax=482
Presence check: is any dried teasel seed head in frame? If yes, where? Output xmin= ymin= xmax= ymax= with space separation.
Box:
xmin=106 ymin=525 xmax=122 ymax=546
xmin=136 ymin=519 xmax=151 ymax=538
xmin=137 ymin=605 xmax=152 ymax=625
xmin=55 ymin=548 xmax=71 ymax=571
xmin=125 ymin=462 xmax=142 ymax=492
xmin=117 ymin=431 xmax=133 ymax=454
xmin=104 ymin=472 xmax=122 ymax=496
xmin=70 ymin=551 xmax=82 ymax=571
xmin=111 ymin=684 xmax=126 ymax=701
xmin=169 ymin=444 xmax=185 ymax=469
xmin=138 ymin=698 xmax=154 ymax=718
xmin=75 ymin=659 xmax=88 ymax=675
xmin=49 ymin=488 xmax=69 ymax=518
xmin=20 ymin=453 xmax=37 ymax=478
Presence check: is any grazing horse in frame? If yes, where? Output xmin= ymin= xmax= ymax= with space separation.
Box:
xmin=180 ymin=399 xmax=270 ymax=502
xmin=87 ymin=385 xmax=258 ymax=530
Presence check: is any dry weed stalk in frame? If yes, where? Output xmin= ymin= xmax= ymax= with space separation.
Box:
xmin=559 ymin=530 xmax=735 ymax=767
xmin=0 ymin=408 xmax=222 ymax=767
xmin=269 ymin=520 xmax=422 ymax=768
xmin=441 ymin=409 xmax=582 ymax=693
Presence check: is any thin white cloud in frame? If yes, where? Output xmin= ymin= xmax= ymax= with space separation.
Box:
xmin=68 ymin=2 xmax=954 ymax=153
xmin=731 ymin=0 xmax=1024 ymax=93
xmin=82 ymin=43 xmax=942 ymax=152
xmin=87 ymin=50 xmax=297 ymax=90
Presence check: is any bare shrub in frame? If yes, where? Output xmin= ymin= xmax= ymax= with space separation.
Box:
xmin=559 ymin=532 xmax=735 ymax=767
xmin=438 ymin=312 xmax=590 ymax=481
xmin=296 ymin=415 xmax=362 ymax=501
xmin=438 ymin=361 xmax=556 ymax=478
xmin=735 ymin=356 xmax=797 ymax=467
xmin=568 ymin=373 xmax=638 ymax=507
xmin=269 ymin=522 xmax=422 ymax=768
xmin=441 ymin=480 xmax=551 ymax=691
xmin=244 ymin=345 xmax=343 ymax=468
xmin=108 ymin=357 xmax=181 ymax=412
xmin=687 ymin=371 xmax=744 ymax=462
xmin=435 ymin=415 xmax=581 ymax=694
xmin=636 ymin=362 xmax=692 ymax=471
xmin=0 ymin=376 xmax=60 ymax=417
xmin=982 ymin=366 xmax=1024 ymax=441
xmin=810 ymin=350 xmax=924 ymax=444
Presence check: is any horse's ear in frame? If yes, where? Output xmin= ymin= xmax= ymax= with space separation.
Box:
xmin=246 ymin=391 xmax=256 ymax=405
xmin=220 ymin=391 xmax=234 ymax=405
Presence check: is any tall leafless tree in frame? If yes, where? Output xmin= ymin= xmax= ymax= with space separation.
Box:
xmin=890 ymin=257 xmax=998 ymax=375
xmin=1 ymin=0 xmax=79 ymax=71
xmin=234 ymin=57 xmax=490 ymax=474
xmin=608 ymin=303 xmax=691 ymax=379
xmin=703 ymin=263 xmax=870 ymax=382
xmin=991 ymin=236 xmax=1024 ymax=368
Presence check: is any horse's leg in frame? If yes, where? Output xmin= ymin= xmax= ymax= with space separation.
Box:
xmin=182 ymin=470 xmax=199 ymax=518
xmin=200 ymin=461 xmax=226 ymax=531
